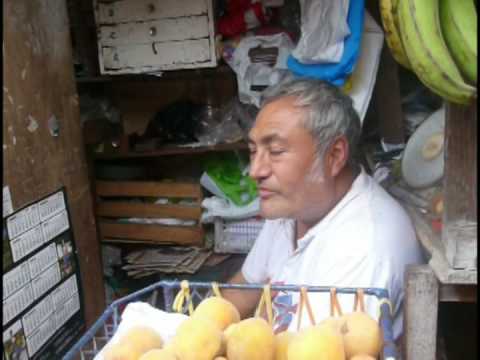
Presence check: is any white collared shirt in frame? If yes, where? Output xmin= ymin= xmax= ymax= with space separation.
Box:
xmin=242 ymin=169 xmax=425 ymax=339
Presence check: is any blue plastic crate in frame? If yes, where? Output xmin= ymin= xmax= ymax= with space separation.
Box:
xmin=63 ymin=280 xmax=398 ymax=360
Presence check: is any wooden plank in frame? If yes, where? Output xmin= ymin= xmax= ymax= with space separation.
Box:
xmin=442 ymin=102 xmax=477 ymax=270
xmin=429 ymin=244 xmax=477 ymax=284
xmin=96 ymin=181 xmax=202 ymax=198
xmin=439 ymin=284 xmax=477 ymax=303
xmin=76 ymin=64 xmax=235 ymax=83
xmin=67 ymin=0 xmax=98 ymax=76
xmin=398 ymin=190 xmax=477 ymax=284
xmin=403 ymin=203 xmax=436 ymax=259
xmin=97 ymin=201 xmax=202 ymax=220
xmin=404 ymin=265 xmax=439 ymax=360
xmin=373 ymin=44 xmax=405 ymax=145
xmin=94 ymin=141 xmax=248 ymax=159
xmin=98 ymin=221 xmax=204 ymax=245
xmin=3 ymin=0 xmax=104 ymax=327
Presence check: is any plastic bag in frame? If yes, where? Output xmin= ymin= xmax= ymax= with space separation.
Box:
xmin=402 ymin=85 xmax=443 ymax=136
xmin=93 ymin=302 xmax=188 ymax=360
xmin=195 ymin=100 xmax=245 ymax=145
xmin=204 ymin=153 xmax=258 ymax=206
xmin=287 ymin=0 xmax=365 ymax=86
xmin=292 ymin=0 xmax=351 ymax=64
xmin=79 ymin=94 xmax=121 ymax=125
xmin=231 ymin=97 xmax=259 ymax=134
xmin=227 ymin=33 xmax=295 ymax=107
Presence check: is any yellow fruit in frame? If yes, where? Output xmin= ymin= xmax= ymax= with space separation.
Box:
xmin=139 ymin=348 xmax=178 ymax=360
xmin=123 ymin=326 xmax=164 ymax=352
xmin=317 ymin=316 xmax=343 ymax=333
xmin=104 ymin=326 xmax=164 ymax=360
xmin=216 ymin=333 xmax=227 ymax=357
xmin=224 ymin=323 xmax=237 ymax=339
xmin=340 ymin=312 xmax=383 ymax=359
xmin=226 ymin=317 xmax=275 ymax=360
xmin=104 ymin=343 xmax=143 ymax=360
xmin=287 ymin=324 xmax=345 ymax=360
xmin=169 ymin=317 xmax=223 ymax=360
xmin=274 ymin=331 xmax=296 ymax=360
xmin=192 ymin=296 xmax=241 ymax=331
xmin=350 ymin=355 xmax=377 ymax=360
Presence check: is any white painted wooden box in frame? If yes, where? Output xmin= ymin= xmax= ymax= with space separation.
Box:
xmin=93 ymin=0 xmax=217 ymax=75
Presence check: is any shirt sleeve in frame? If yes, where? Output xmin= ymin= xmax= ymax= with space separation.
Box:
xmin=241 ymin=220 xmax=276 ymax=284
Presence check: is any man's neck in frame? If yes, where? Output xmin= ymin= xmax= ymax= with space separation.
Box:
xmin=294 ymin=165 xmax=360 ymax=245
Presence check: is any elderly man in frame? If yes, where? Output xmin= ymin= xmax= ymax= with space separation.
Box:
xmin=222 ymin=78 xmax=424 ymax=342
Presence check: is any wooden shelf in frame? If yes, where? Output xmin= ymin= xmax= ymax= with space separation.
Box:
xmin=76 ymin=64 xmax=235 ymax=84
xmin=93 ymin=141 xmax=249 ymax=159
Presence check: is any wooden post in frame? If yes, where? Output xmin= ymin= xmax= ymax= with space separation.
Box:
xmin=442 ymin=102 xmax=477 ymax=270
xmin=404 ymin=265 xmax=439 ymax=360
xmin=373 ymin=44 xmax=406 ymax=145
xmin=67 ymin=0 xmax=99 ymax=76
xmin=3 ymin=0 xmax=105 ymax=327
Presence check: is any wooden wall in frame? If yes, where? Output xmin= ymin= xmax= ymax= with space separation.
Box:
xmin=3 ymin=0 xmax=105 ymax=326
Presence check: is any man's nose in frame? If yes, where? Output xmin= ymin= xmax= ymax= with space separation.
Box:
xmin=249 ymin=151 xmax=271 ymax=180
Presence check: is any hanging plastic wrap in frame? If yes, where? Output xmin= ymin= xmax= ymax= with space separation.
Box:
xmin=292 ymin=0 xmax=351 ymax=64
xmin=287 ymin=0 xmax=365 ymax=86
xmin=195 ymin=98 xmax=259 ymax=145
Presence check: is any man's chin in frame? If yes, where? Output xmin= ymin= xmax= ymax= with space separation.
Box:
xmin=259 ymin=204 xmax=287 ymax=219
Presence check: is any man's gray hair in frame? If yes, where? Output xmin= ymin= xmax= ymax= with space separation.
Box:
xmin=261 ymin=78 xmax=361 ymax=170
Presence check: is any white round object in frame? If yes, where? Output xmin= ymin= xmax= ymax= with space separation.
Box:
xmin=402 ymin=108 xmax=445 ymax=188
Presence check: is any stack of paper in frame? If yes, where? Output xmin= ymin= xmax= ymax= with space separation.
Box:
xmin=122 ymin=247 xmax=212 ymax=278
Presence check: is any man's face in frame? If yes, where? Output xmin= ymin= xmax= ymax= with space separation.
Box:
xmin=248 ymin=96 xmax=336 ymax=221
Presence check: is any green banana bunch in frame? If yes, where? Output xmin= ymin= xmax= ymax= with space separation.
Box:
xmin=440 ymin=0 xmax=477 ymax=84
xmin=379 ymin=0 xmax=411 ymax=69
xmin=397 ymin=0 xmax=476 ymax=104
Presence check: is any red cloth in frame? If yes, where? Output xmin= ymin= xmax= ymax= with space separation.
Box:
xmin=218 ymin=2 xmax=268 ymax=38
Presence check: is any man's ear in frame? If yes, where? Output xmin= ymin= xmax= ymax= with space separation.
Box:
xmin=326 ymin=136 xmax=349 ymax=177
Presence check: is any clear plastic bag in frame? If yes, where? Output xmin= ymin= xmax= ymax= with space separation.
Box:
xmin=79 ymin=94 xmax=121 ymax=125
xmin=195 ymin=98 xmax=258 ymax=145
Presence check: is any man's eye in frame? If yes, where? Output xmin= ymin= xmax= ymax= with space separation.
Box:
xmin=270 ymin=149 xmax=285 ymax=156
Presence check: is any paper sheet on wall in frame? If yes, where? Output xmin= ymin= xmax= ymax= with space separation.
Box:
xmin=2 ymin=188 xmax=85 ymax=360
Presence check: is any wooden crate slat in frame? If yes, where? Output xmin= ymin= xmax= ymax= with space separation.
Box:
xmin=96 ymin=181 xmax=202 ymax=199
xmin=98 ymin=221 xmax=204 ymax=246
xmin=96 ymin=201 xmax=202 ymax=220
